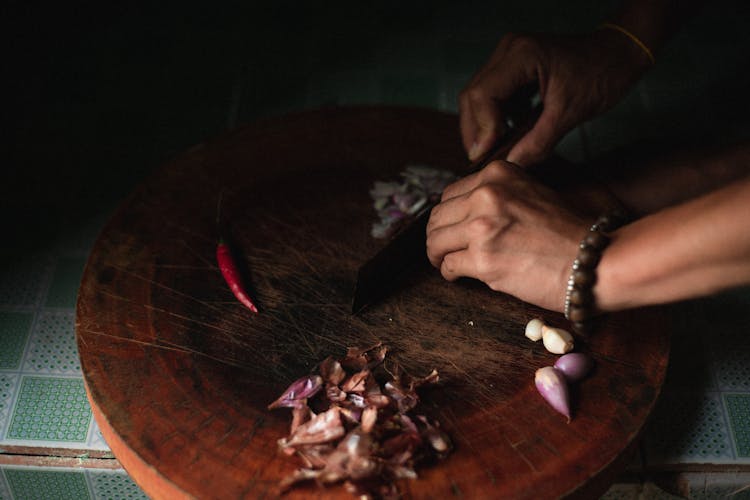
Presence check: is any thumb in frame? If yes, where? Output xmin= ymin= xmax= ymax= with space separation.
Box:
xmin=461 ymin=60 xmax=537 ymax=161
xmin=469 ymin=97 xmax=504 ymax=161
xmin=459 ymin=85 xmax=505 ymax=161
xmin=506 ymin=104 xmax=569 ymax=166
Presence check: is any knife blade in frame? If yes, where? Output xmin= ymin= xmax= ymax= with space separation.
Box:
xmin=352 ymin=90 xmax=542 ymax=313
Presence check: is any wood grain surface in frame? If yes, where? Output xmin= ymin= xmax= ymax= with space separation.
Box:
xmin=76 ymin=107 xmax=670 ymax=499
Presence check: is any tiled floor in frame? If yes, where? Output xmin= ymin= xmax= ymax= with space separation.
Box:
xmin=0 ymin=249 xmax=109 ymax=453
xmin=2 ymin=0 xmax=750 ymax=498
xmin=0 ymin=466 xmax=147 ymax=500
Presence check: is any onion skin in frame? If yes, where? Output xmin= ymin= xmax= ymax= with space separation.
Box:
xmin=268 ymin=375 xmax=323 ymax=410
xmin=534 ymin=366 xmax=571 ymax=421
xmin=554 ymin=353 xmax=594 ymax=383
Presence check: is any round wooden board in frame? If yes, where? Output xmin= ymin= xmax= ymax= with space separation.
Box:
xmin=76 ymin=107 xmax=669 ymax=499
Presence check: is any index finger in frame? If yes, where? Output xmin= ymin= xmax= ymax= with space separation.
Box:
xmin=441 ymin=160 xmax=520 ymax=202
xmin=440 ymin=169 xmax=483 ymax=202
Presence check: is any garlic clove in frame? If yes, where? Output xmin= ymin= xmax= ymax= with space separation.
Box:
xmin=541 ymin=325 xmax=574 ymax=354
xmin=535 ymin=366 xmax=571 ymax=421
xmin=554 ymin=353 xmax=594 ymax=383
xmin=525 ymin=318 xmax=544 ymax=341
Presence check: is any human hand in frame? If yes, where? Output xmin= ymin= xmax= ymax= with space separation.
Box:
xmin=460 ymin=30 xmax=651 ymax=166
xmin=426 ymin=160 xmax=588 ymax=311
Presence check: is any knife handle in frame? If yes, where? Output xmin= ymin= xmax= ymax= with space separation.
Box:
xmin=410 ymin=86 xmax=542 ymax=223
xmin=466 ymin=83 xmax=542 ymax=174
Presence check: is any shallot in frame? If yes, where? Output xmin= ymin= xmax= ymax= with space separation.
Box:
xmin=554 ymin=353 xmax=594 ymax=383
xmin=534 ymin=366 xmax=571 ymax=422
xmin=370 ymin=165 xmax=456 ymax=239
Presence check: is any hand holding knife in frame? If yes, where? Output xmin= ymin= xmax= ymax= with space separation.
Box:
xmin=352 ymin=87 xmax=542 ymax=313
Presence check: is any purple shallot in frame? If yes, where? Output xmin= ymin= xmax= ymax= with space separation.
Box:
xmin=554 ymin=353 xmax=595 ymax=383
xmin=535 ymin=366 xmax=572 ymax=422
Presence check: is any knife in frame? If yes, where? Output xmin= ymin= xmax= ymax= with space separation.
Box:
xmin=352 ymin=88 xmax=542 ymax=313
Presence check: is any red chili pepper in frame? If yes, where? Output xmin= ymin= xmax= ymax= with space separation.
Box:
xmin=217 ymin=238 xmax=258 ymax=313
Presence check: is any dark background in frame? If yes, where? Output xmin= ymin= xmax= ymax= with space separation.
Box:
xmin=2 ymin=0 xmax=749 ymax=257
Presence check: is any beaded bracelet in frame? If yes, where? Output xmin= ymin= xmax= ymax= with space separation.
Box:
xmin=564 ymin=212 xmax=627 ymax=334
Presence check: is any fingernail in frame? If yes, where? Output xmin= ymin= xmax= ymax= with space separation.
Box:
xmin=469 ymin=141 xmax=480 ymax=160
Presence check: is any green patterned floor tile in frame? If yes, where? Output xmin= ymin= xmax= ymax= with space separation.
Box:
xmin=0 ymin=469 xmax=11 ymax=500
xmin=4 ymin=469 xmax=90 ymax=500
xmin=7 ymin=377 xmax=91 ymax=442
xmin=600 ymin=482 xmax=684 ymax=499
xmin=89 ymin=470 xmax=148 ymax=500
xmin=645 ymin=391 xmax=733 ymax=463
xmin=725 ymin=394 xmax=750 ymax=457
xmin=0 ymin=312 xmax=33 ymax=370
xmin=684 ymin=472 xmax=750 ymax=499
xmin=24 ymin=311 xmax=80 ymax=374
xmin=714 ymin=353 xmax=750 ymax=391
xmin=45 ymin=257 xmax=86 ymax=309
xmin=86 ymin=419 xmax=112 ymax=452
xmin=0 ymin=374 xmax=20 ymax=438
xmin=690 ymin=485 xmax=750 ymax=500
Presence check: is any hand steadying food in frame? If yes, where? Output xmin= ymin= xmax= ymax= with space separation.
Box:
xmin=428 ymin=0 xmax=750 ymax=333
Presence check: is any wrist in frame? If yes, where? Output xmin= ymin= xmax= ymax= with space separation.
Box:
xmin=598 ymin=22 xmax=655 ymax=66
xmin=591 ymin=24 xmax=653 ymax=78
xmin=563 ymin=212 xmax=628 ymax=334
xmin=592 ymin=226 xmax=637 ymax=312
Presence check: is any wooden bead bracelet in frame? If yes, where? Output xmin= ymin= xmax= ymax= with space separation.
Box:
xmin=564 ymin=212 xmax=627 ymax=334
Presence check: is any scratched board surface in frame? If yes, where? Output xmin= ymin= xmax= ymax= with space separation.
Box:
xmin=76 ymin=107 xmax=669 ymax=499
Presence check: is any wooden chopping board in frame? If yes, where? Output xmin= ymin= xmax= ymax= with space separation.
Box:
xmin=76 ymin=107 xmax=670 ymax=499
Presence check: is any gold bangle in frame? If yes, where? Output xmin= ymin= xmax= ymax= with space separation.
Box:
xmin=598 ymin=22 xmax=655 ymax=65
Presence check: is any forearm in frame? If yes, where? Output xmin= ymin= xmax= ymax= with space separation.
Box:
xmin=596 ymin=176 xmax=750 ymax=311
xmin=596 ymin=139 xmax=750 ymax=217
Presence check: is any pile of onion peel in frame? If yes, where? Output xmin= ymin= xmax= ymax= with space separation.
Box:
xmin=268 ymin=343 xmax=451 ymax=499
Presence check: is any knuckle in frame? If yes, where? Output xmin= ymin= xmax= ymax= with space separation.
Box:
xmin=440 ymin=254 xmax=458 ymax=280
xmin=470 ymin=184 xmax=504 ymax=211
xmin=467 ymin=215 xmax=497 ymax=239
xmin=440 ymin=187 xmax=454 ymax=202
xmin=483 ymin=161 xmax=513 ymax=180
xmin=474 ymin=252 xmax=493 ymax=278
xmin=508 ymin=34 xmax=538 ymax=54
xmin=442 ymin=252 xmax=457 ymax=270
xmin=426 ymin=250 xmax=441 ymax=269
xmin=464 ymin=85 xmax=489 ymax=104
xmin=440 ymin=180 xmax=462 ymax=201
xmin=425 ymin=235 xmax=437 ymax=256
xmin=427 ymin=205 xmax=440 ymax=225
xmin=474 ymin=251 xmax=507 ymax=286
